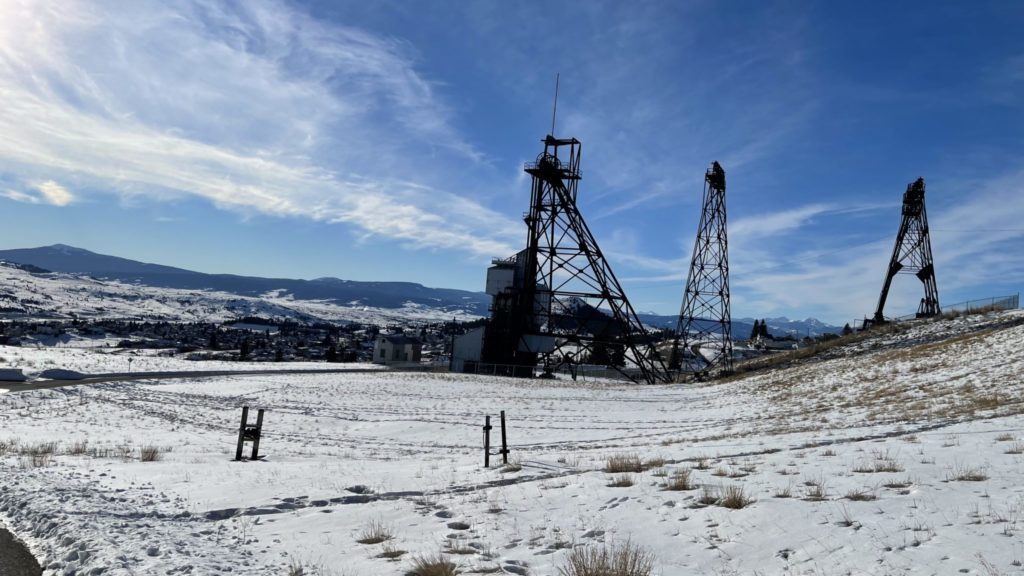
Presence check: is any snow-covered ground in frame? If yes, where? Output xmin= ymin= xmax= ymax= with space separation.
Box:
xmin=0 ymin=262 xmax=480 ymax=325
xmin=2 ymin=310 xmax=1024 ymax=575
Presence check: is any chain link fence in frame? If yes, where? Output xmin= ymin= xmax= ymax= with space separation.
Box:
xmin=894 ymin=293 xmax=1019 ymax=322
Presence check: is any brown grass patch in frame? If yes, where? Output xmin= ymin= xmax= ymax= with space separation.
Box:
xmin=605 ymin=454 xmax=643 ymax=473
xmin=408 ymin=553 xmax=459 ymax=576
xmin=718 ymin=485 xmax=755 ymax=509
xmin=558 ymin=540 xmax=653 ymax=576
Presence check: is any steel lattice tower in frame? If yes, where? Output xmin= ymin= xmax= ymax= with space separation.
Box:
xmin=872 ymin=177 xmax=940 ymax=323
xmin=481 ymin=135 xmax=672 ymax=384
xmin=674 ymin=161 xmax=732 ymax=376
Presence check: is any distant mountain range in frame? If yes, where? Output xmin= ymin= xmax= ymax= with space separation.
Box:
xmin=0 ymin=245 xmax=843 ymax=335
xmin=637 ymin=313 xmax=842 ymax=338
xmin=0 ymin=244 xmax=491 ymax=315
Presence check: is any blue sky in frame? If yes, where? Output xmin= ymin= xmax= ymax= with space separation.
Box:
xmin=1 ymin=1 xmax=1022 ymax=325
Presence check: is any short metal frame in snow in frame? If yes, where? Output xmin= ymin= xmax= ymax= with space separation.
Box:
xmin=234 ymin=405 xmax=264 ymax=461
xmin=482 ymin=411 xmax=510 ymax=468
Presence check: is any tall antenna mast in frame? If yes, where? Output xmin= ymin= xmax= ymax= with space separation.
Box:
xmin=550 ymin=73 xmax=560 ymax=136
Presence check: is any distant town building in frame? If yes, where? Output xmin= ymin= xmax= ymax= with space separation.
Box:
xmin=373 ymin=334 xmax=422 ymax=365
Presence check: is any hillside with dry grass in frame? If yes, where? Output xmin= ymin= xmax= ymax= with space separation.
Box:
xmin=720 ymin=309 xmax=1024 ymax=436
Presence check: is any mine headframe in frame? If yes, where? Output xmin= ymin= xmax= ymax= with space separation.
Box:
xmin=480 ymin=135 xmax=672 ymax=384
xmin=672 ymin=161 xmax=733 ymax=378
xmin=870 ymin=177 xmax=940 ymax=325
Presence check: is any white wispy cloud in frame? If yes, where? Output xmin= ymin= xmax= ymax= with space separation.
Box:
xmin=0 ymin=180 xmax=75 ymax=206
xmin=0 ymin=0 xmax=517 ymax=256
xmin=34 ymin=180 xmax=74 ymax=206
xmin=0 ymin=190 xmax=37 ymax=204
xmin=730 ymin=204 xmax=833 ymax=243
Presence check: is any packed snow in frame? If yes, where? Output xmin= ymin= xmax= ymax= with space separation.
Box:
xmin=1 ymin=310 xmax=1024 ymax=575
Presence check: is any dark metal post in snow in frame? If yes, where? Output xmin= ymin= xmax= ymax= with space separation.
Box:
xmin=250 ymin=409 xmax=265 ymax=460
xmin=483 ymin=415 xmax=492 ymax=468
xmin=500 ymin=410 xmax=509 ymax=465
xmin=235 ymin=405 xmax=249 ymax=461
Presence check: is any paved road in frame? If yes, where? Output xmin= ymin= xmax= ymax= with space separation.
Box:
xmin=0 ymin=527 xmax=41 ymax=576
xmin=0 ymin=367 xmax=384 ymax=392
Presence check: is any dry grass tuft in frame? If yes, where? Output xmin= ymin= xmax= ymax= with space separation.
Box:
xmin=882 ymin=477 xmax=913 ymax=489
xmin=0 ymin=438 xmax=17 ymax=456
xmin=607 ymin=474 xmax=635 ymax=488
xmin=356 ymin=518 xmax=395 ymax=544
xmin=853 ymin=458 xmax=904 ymax=473
xmin=558 ymin=540 xmax=654 ymax=576
xmin=804 ymin=477 xmax=827 ymax=501
xmin=949 ymin=465 xmax=989 ymax=482
xmin=845 ymin=488 xmax=877 ymax=501
xmin=408 ymin=553 xmax=459 ymax=576
xmin=836 ymin=504 xmax=859 ymax=528
xmin=18 ymin=441 xmax=57 ymax=456
xmin=662 ymin=469 xmax=694 ymax=491
xmin=605 ymin=453 xmax=643 ymax=474
xmin=19 ymin=441 xmax=57 ymax=468
xmin=773 ymin=482 xmax=793 ymax=498
xmin=377 ymin=543 xmax=406 ymax=560
xmin=718 ymin=485 xmax=755 ymax=509
xmin=139 ymin=444 xmax=164 ymax=462
xmin=643 ymin=457 xmax=666 ymax=470
xmin=66 ymin=440 xmax=89 ymax=456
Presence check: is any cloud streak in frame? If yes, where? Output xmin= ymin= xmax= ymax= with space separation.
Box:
xmin=1 ymin=180 xmax=75 ymax=206
xmin=0 ymin=0 xmax=517 ymax=257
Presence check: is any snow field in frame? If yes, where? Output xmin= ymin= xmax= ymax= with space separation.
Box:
xmin=1 ymin=310 xmax=1024 ymax=574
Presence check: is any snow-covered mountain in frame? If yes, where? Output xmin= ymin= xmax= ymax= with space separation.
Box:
xmin=0 ymin=244 xmax=489 ymax=318
xmin=0 ymin=245 xmax=844 ymax=334
xmin=0 ymin=261 xmax=480 ymax=326
xmin=737 ymin=316 xmax=842 ymax=338
xmin=636 ymin=312 xmax=843 ymax=338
